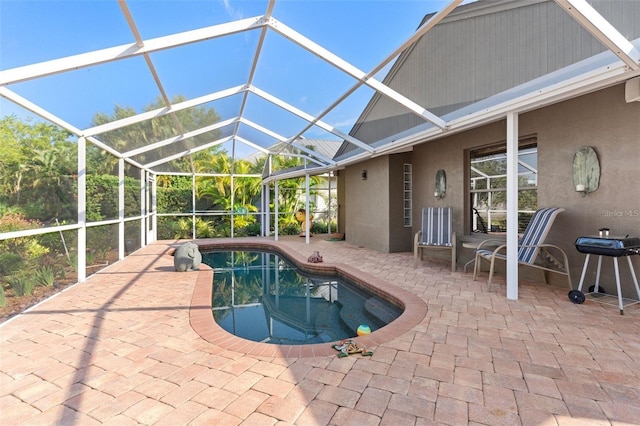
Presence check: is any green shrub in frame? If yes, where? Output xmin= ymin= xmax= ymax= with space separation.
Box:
xmin=35 ymin=266 xmax=56 ymax=287
xmin=156 ymin=217 xmax=175 ymax=240
xmin=87 ymin=225 xmax=117 ymax=260
xmin=236 ymin=222 xmax=261 ymax=237
xmin=168 ymin=217 xmax=222 ymax=239
xmin=156 ymin=176 xmax=193 ymax=214
xmin=66 ymin=252 xmax=78 ymax=272
xmin=37 ymin=227 xmax=78 ymax=258
xmin=83 ymin=174 xmax=141 ymax=221
xmin=0 ymin=285 xmax=5 ymax=307
xmin=7 ymin=273 xmax=36 ymax=297
xmin=173 ymin=218 xmax=193 ymax=239
xmin=0 ymin=253 xmax=23 ymax=276
xmin=280 ymin=223 xmax=300 ymax=235
xmin=195 ymin=218 xmax=214 ymax=238
xmin=0 ymin=212 xmax=49 ymax=267
xmin=311 ymin=221 xmax=328 ymax=234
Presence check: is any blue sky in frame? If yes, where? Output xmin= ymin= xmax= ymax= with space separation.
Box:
xmin=1 ymin=0 xmax=462 ymax=154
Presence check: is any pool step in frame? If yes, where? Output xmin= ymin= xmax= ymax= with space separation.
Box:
xmin=364 ymin=297 xmax=402 ymax=325
xmin=337 ymin=291 xmax=366 ymax=334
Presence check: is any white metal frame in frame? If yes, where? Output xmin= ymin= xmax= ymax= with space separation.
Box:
xmin=1 ymin=0 xmax=638 ymax=292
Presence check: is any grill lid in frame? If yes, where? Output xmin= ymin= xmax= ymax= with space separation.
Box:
xmin=575 ymin=235 xmax=640 ymax=256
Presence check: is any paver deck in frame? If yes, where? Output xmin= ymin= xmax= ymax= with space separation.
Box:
xmin=1 ymin=236 xmax=639 ymax=425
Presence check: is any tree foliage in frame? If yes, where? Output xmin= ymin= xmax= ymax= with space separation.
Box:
xmin=0 ymin=115 xmax=76 ymax=221
xmin=1 ymin=98 xmax=331 ymax=244
xmin=90 ymin=95 xmax=224 ymax=175
xmin=84 ymin=175 xmax=141 ymax=222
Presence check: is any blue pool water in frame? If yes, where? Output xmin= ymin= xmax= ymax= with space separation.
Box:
xmin=202 ymin=250 xmax=403 ymax=345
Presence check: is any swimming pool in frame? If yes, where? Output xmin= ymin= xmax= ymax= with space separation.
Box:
xmin=202 ymin=249 xmax=403 ymax=345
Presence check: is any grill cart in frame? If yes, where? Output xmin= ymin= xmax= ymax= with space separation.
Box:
xmin=569 ymin=234 xmax=640 ymax=314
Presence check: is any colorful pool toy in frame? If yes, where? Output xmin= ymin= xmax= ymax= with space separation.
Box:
xmin=357 ymin=324 xmax=371 ymax=336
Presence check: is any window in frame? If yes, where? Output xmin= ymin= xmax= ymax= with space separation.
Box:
xmin=403 ymin=163 xmax=412 ymax=227
xmin=469 ymin=139 xmax=537 ymax=234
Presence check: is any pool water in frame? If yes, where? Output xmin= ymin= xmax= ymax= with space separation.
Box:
xmin=202 ymin=250 xmax=403 ymax=345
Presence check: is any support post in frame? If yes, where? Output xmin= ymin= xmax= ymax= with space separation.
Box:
xmin=119 ymin=157 xmax=125 ymax=260
xmin=506 ymin=112 xmax=519 ymax=300
xmin=265 ymin=182 xmax=271 ymax=237
xmin=151 ymin=173 xmax=157 ymax=242
xmin=192 ymin=174 xmax=196 ymax=239
xmin=230 ymin=174 xmax=235 ymax=238
xmin=77 ymin=137 xmax=87 ymax=282
xmin=140 ymin=168 xmax=145 ymax=248
xmin=274 ymin=181 xmax=279 ymax=241
xmin=305 ymin=173 xmax=310 ymax=244
xmin=327 ymin=172 xmax=332 ymax=234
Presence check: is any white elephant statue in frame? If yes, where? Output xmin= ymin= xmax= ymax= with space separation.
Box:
xmin=174 ymin=242 xmax=202 ymax=272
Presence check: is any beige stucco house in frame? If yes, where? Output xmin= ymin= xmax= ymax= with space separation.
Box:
xmin=334 ymin=0 xmax=640 ymax=297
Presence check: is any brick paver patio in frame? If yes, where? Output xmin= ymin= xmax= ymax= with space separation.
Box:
xmin=1 ymin=236 xmax=639 ymax=425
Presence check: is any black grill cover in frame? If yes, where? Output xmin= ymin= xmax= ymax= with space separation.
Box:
xmin=575 ymin=235 xmax=640 ymax=257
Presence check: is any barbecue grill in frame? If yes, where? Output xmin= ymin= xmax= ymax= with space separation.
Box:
xmin=569 ymin=235 xmax=640 ymax=314
xmin=575 ymin=235 xmax=640 ymax=257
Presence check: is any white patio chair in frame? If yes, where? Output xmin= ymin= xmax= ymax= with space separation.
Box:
xmin=473 ymin=207 xmax=571 ymax=291
xmin=414 ymin=207 xmax=457 ymax=272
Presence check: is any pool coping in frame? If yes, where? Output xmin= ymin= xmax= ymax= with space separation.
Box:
xmin=185 ymin=239 xmax=428 ymax=358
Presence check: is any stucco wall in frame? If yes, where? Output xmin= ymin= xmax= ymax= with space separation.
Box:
xmin=528 ymin=83 xmax=640 ymax=294
xmin=412 ymin=83 xmax=639 ymax=292
xmin=336 ymin=169 xmax=345 ymax=235
xmin=344 ymin=83 xmax=640 ymax=296
xmin=411 ymin=118 xmax=506 ymax=266
xmin=389 ymin=153 xmax=413 ymax=252
xmin=344 ymin=156 xmax=390 ymax=252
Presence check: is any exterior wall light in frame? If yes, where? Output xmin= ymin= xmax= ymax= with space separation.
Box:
xmin=361 ymin=170 xmax=367 ymax=180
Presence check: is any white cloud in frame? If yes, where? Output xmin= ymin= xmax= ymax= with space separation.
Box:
xmin=223 ymin=0 xmax=244 ymax=20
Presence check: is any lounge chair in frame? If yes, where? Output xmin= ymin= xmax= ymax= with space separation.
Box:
xmin=414 ymin=207 xmax=457 ymax=272
xmin=472 ymin=207 xmax=571 ymax=291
